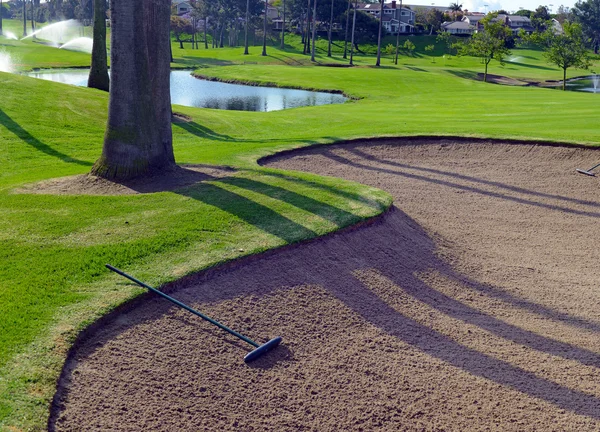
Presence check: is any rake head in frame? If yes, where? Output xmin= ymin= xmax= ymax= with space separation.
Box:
xmin=577 ymin=168 xmax=597 ymax=177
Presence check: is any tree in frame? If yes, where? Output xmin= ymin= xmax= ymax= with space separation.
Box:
xmin=343 ymin=0 xmax=351 ymax=58
xmin=310 ymin=0 xmax=317 ymax=60
xmin=449 ymin=2 xmax=462 ymax=21
xmin=22 ymin=0 xmax=26 ymax=37
xmin=529 ymin=21 xmax=591 ymax=90
xmin=436 ymin=29 xmax=456 ymax=55
xmin=327 ymin=0 xmax=334 ymax=56
xmin=280 ymin=0 xmax=285 ymax=49
xmin=425 ymin=43 xmax=435 ymax=61
xmin=555 ymin=5 xmax=573 ymax=24
xmin=88 ymin=0 xmax=109 ymax=92
xmin=375 ymin=0 xmax=383 ymax=66
xmin=418 ymin=8 xmax=443 ymax=34
xmin=91 ymin=0 xmax=175 ymax=180
xmin=349 ymin=0 xmax=357 ymax=64
xmin=0 ymin=0 xmax=3 ymax=36
xmin=403 ymin=39 xmax=414 ymax=55
xmin=531 ymin=5 xmax=551 ymax=32
xmin=456 ymin=13 xmax=511 ymax=82
xmin=171 ymin=16 xmax=193 ymax=48
xmin=262 ymin=0 xmax=268 ymax=55
xmin=394 ymin=0 xmax=403 ymax=64
xmin=244 ymin=0 xmax=251 ymax=53
xmin=572 ymin=0 xmax=600 ymax=53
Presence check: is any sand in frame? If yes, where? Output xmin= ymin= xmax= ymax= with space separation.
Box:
xmin=50 ymin=139 xmax=600 ymax=431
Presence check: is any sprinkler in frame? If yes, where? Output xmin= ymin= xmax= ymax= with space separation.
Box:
xmin=106 ymin=264 xmax=282 ymax=363
xmin=576 ymin=162 xmax=600 ymax=177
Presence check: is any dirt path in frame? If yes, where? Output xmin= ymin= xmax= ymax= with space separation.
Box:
xmin=50 ymin=139 xmax=600 ymax=431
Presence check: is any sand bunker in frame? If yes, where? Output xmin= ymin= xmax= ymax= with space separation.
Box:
xmin=50 ymin=139 xmax=600 ymax=431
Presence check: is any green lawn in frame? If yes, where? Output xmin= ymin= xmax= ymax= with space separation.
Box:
xmin=1 ymin=22 xmax=600 ymax=431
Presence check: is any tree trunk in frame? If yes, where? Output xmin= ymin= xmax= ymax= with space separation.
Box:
xmin=262 ymin=0 xmax=268 ymax=56
xmin=343 ymin=0 xmax=350 ymax=58
xmin=0 ymin=0 xmax=3 ymax=37
xmin=375 ymin=0 xmax=383 ymax=66
xmin=244 ymin=0 xmax=250 ymax=54
xmin=327 ymin=0 xmax=333 ymax=56
xmin=281 ymin=0 xmax=285 ymax=49
xmin=349 ymin=0 xmax=357 ymax=65
xmin=310 ymin=0 xmax=317 ymax=61
xmin=30 ymin=0 xmax=36 ymax=37
xmin=484 ymin=60 xmax=488 ymax=82
xmin=204 ymin=17 xmax=208 ymax=49
xmin=563 ymin=67 xmax=566 ymax=91
xmin=88 ymin=0 xmax=109 ymax=92
xmin=22 ymin=0 xmax=27 ymax=37
xmin=304 ymin=0 xmax=311 ymax=53
xmin=91 ymin=0 xmax=175 ymax=180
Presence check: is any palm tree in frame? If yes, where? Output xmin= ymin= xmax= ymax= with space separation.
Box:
xmin=22 ymin=0 xmax=27 ymax=37
xmin=262 ymin=0 xmax=268 ymax=56
xmin=310 ymin=0 xmax=317 ymax=61
xmin=91 ymin=0 xmax=175 ymax=180
xmin=244 ymin=0 xmax=251 ymax=54
xmin=349 ymin=0 xmax=357 ymax=65
xmin=375 ymin=0 xmax=384 ymax=66
xmin=394 ymin=0 xmax=403 ymax=65
xmin=0 ymin=0 xmax=3 ymax=36
xmin=88 ymin=0 xmax=109 ymax=91
xmin=343 ymin=0 xmax=351 ymax=58
xmin=280 ymin=0 xmax=286 ymax=49
xmin=327 ymin=0 xmax=334 ymax=56
xmin=449 ymin=2 xmax=462 ymax=21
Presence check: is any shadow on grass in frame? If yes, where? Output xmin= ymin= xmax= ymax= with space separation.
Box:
xmin=0 ymin=108 xmax=92 ymax=166
xmin=505 ymin=60 xmax=555 ymax=71
xmin=173 ymin=120 xmax=236 ymax=142
xmin=445 ymin=69 xmax=479 ymax=80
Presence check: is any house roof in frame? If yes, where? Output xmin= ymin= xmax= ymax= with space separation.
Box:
xmin=442 ymin=21 xmax=474 ymax=29
xmin=357 ymin=3 xmax=414 ymax=12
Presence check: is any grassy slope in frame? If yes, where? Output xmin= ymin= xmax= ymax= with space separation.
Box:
xmin=1 ymin=23 xmax=600 ymax=431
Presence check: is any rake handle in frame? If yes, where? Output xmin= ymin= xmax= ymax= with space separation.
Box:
xmin=105 ymin=264 xmax=260 ymax=348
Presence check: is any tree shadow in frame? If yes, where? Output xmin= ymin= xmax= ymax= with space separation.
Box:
xmin=319 ymin=149 xmax=600 ymax=219
xmin=504 ymin=60 xmax=555 ymax=71
xmin=445 ymin=69 xmax=479 ymax=80
xmin=0 ymin=108 xmax=92 ymax=166
xmin=173 ymin=120 xmax=236 ymax=142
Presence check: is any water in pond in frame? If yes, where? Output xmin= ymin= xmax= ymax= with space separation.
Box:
xmin=23 ymin=69 xmax=347 ymax=111
xmin=559 ymin=75 xmax=600 ymax=93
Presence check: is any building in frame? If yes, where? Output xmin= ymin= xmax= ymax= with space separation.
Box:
xmin=357 ymin=1 xmax=416 ymax=34
xmin=172 ymin=0 xmax=192 ymax=16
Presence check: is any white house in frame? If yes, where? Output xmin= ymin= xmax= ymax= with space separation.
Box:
xmin=357 ymin=1 xmax=416 ymax=34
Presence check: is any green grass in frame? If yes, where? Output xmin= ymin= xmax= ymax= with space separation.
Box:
xmin=1 ymin=24 xmax=600 ymax=431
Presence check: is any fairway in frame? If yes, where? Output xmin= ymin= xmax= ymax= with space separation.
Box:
xmin=2 ymin=21 xmax=600 ymax=430
xmin=51 ymin=139 xmax=600 ymax=430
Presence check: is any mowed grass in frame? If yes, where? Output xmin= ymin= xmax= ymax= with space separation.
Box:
xmin=1 ymin=24 xmax=600 ymax=431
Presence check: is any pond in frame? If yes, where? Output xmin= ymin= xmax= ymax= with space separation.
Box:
xmin=23 ymin=69 xmax=348 ymax=112
xmin=561 ymin=76 xmax=600 ymax=93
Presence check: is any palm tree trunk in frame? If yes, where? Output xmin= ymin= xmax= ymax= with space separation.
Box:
xmin=88 ymin=0 xmax=109 ymax=92
xmin=204 ymin=17 xmax=208 ymax=49
xmin=563 ymin=67 xmax=566 ymax=91
xmin=244 ymin=0 xmax=250 ymax=54
xmin=349 ymin=0 xmax=357 ymax=65
xmin=327 ymin=0 xmax=334 ymax=56
xmin=30 ymin=0 xmax=36 ymax=37
xmin=262 ymin=0 xmax=268 ymax=55
xmin=22 ymin=0 xmax=27 ymax=37
xmin=375 ymin=0 xmax=383 ymax=66
xmin=310 ymin=0 xmax=317 ymax=61
xmin=280 ymin=0 xmax=285 ymax=49
xmin=91 ymin=0 xmax=175 ymax=180
xmin=343 ymin=0 xmax=350 ymax=58
xmin=0 ymin=0 xmax=3 ymax=36
xmin=304 ymin=0 xmax=311 ymax=53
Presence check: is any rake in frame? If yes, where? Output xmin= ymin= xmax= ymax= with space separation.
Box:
xmin=106 ymin=264 xmax=282 ymax=363
xmin=576 ymin=162 xmax=600 ymax=177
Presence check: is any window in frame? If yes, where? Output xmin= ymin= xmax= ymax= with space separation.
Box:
xmin=384 ymin=9 xmax=392 ymax=14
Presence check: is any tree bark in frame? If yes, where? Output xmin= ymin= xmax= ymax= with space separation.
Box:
xmin=349 ymin=0 xmax=357 ymax=65
xmin=310 ymin=0 xmax=317 ymax=61
xmin=280 ymin=0 xmax=285 ymax=49
xmin=262 ymin=0 xmax=268 ymax=55
xmin=563 ymin=67 xmax=566 ymax=91
xmin=30 ymin=0 xmax=36 ymax=37
xmin=22 ymin=0 xmax=27 ymax=37
xmin=375 ymin=0 xmax=383 ymax=66
xmin=394 ymin=0 xmax=402 ymax=65
xmin=304 ymin=0 xmax=311 ymax=53
xmin=91 ymin=0 xmax=175 ymax=180
xmin=327 ymin=0 xmax=334 ymax=56
xmin=0 ymin=0 xmax=3 ymax=37
xmin=244 ymin=0 xmax=250 ymax=54
xmin=343 ymin=0 xmax=350 ymax=58
xmin=204 ymin=17 xmax=208 ymax=49
xmin=88 ymin=0 xmax=110 ymax=92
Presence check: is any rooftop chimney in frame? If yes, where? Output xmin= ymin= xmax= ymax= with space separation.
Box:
xmin=392 ymin=1 xmax=396 ymax=8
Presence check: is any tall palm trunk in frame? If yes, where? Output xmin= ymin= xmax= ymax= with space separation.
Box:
xmin=375 ymin=0 xmax=383 ymax=66
xmin=244 ymin=0 xmax=250 ymax=54
xmin=394 ymin=0 xmax=402 ymax=65
xmin=30 ymin=0 xmax=36 ymax=37
xmin=310 ymin=0 xmax=317 ymax=61
xmin=304 ymin=0 xmax=311 ymax=53
xmin=204 ymin=17 xmax=208 ymax=48
xmin=88 ymin=0 xmax=109 ymax=92
xmin=343 ymin=0 xmax=350 ymax=58
xmin=91 ymin=0 xmax=175 ymax=180
xmin=280 ymin=0 xmax=285 ymax=49
xmin=262 ymin=0 xmax=268 ymax=56
xmin=349 ymin=0 xmax=357 ymax=65
xmin=22 ymin=0 xmax=27 ymax=37
xmin=327 ymin=0 xmax=334 ymax=56
xmin=0 ymin=0 xmax=3 ymax=36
